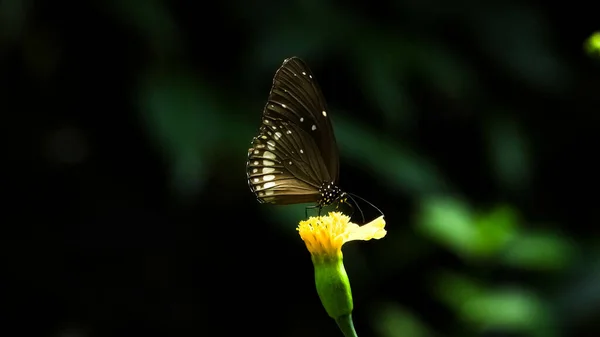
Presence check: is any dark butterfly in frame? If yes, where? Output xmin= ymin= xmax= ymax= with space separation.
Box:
xmin=246 ymin=56 xmax=348 ymax=212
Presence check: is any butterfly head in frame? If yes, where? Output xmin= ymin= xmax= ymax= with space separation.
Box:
xmin=318 ymin=182 xmax=346 ymax=207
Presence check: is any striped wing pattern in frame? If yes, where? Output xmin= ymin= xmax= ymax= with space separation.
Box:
xmin=246 ymin=57 xmax=340 ymax=205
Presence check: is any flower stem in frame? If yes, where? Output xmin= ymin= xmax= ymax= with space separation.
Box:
xmin=335 ymin=314 xmax=358 ymax=337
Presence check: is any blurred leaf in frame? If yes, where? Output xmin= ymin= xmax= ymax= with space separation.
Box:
xmin=501 ymin=231 xmax=576 ymax=270
xmin=485 ymin=113 xmax=532 ymax=193
xmin=418 ymin=197 xmax=519 ymax=259
xmin=462 ymin=288 xmax=547 ymax=332
xmin=417 ymin=195 xmax=477 ymax=257
xmin=585 ymin=31 xmax=600 ymax=57
xmin=372 ymin=303 xmax=432 ymax=337
xmin=472 ymin=204 xmax=518 ymax=256
xmin=435 ymin=271 xmax=550 ymax=334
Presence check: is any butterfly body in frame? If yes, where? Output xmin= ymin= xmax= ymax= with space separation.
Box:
xmin=246 ymin=57 xmax=347 ymax=208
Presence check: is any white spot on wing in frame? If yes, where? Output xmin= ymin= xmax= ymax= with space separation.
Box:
xmin=263 ymin=160 xmax=275 ymax=166
xmin=274 ymin=132 xmax=282 ymax=140
xmin=300 ymin=149 xmax=304 ymax=154
xmin=322 ymin=110 xmax=327 ymax=117
xmin=263 ymin=182 xmax=276 ymax=189
xmin=262 ymin=167 xmax=275 ymax=174
xmin=263 ymin=175 xmax=275 ymax=181
xmin=302 ymin=71 xmax=306 ymax=75
xmin=252 ymin=168 xmax=258 ymax=173
xmin=311 ymin=125 xmax=317 ymax=131
xmin=281 ymin=104 xmax=287 ymax=108
xmin=300 ymin=117 xmax=304 ymax=122
xmin=253 ymin=178 xmax=259 ymax=183
xmin=253 ymin=161 xmax=259 ymax=165
xmin=309 ymin=75 xmax=313 ymax=79
xmin=263 ymin=151 xmax=276 ymax=159
xmin=286 ymin=130 xmax=292 ymax=134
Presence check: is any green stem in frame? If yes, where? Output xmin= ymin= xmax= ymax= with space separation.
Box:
xmin=335 ymin=314 xmax=358 ymax=337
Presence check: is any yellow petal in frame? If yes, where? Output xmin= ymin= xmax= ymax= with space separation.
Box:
xmin=297 ymin=212 xmax=386 ymax=258
xmin=345 ymin=215 xmax=387 ymax=243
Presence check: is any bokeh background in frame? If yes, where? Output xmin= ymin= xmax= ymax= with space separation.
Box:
xmin=3 ymin=1 xmax=599 ymax=336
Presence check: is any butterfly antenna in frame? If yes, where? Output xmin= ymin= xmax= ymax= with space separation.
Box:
xmin=347 ymin=194 xmax=365 ymax=223
xmin=341 ymin=198 xmax=357 ymax=221
xmin=348 ymin=193 xmax=384 ymax=217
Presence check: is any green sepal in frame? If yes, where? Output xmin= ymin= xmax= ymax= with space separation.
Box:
xmin=312 ymin=254 xmax=354 ymax=319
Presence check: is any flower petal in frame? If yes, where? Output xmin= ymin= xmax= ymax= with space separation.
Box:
xmin=345 ymin=216 xmax=387 ymax=243
xmin=298 ymin=212 xmax=386 ymax=257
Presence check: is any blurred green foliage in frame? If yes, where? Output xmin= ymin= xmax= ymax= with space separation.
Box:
xmin=419 ymin=196 xmax=576 ymax=269
xmin=418 ymin=197 xmax=518 ymax=259
xmin=585 ymin=32 xmax=600 ymax=57
xmin=4 ymin=0 xmax=599 ymax=336
xmin=116 ymin=0 xmax=596 ymax=332
xmin=435 ymin=271 xmax=551 ymax=336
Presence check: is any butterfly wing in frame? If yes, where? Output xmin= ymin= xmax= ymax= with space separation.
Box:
xmin=268 ymin=57 xmax=340 ymax=180
xmin=246 ymin=119 xmax=328 ymax=205
xmin=246 ymin=57 xmax=340 ymax=204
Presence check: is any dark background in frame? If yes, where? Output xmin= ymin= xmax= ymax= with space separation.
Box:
xmin=3 ymin=1 xmax=599 ymax=336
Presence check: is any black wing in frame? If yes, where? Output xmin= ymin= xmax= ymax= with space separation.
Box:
xmin=246 ymin=56 xmax=340 ymax=204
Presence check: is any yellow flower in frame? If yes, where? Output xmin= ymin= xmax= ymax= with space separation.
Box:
xmin=297 ymin=211 xmax=387 ymax=260
xmin=296 ymin=211 xmax=386 ymax=331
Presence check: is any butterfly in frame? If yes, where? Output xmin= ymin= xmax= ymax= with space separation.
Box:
xmin=246 ymin=56 xmax=349 ymax=213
